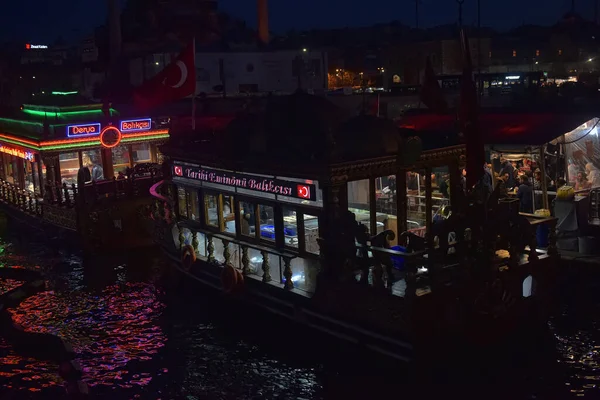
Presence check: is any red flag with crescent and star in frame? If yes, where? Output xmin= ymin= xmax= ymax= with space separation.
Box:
xmin=133 ymin=39 xmax=196 ymax=111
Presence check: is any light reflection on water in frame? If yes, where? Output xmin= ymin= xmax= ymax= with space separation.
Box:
xmin=0 ymin=238 xmax=323 ymax=399
xmin=8 ymin=283 xmax=167 ymax=389
xmin=0 ymin=278 xmax=23 ymax=295
xmin=1 ymin=236 xmax=600 ymax=398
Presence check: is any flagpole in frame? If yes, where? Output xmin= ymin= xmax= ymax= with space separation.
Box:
xmin=191 ymin=37 xmax=197 ymax=131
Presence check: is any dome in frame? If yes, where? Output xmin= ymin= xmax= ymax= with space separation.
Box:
xmin=262 ymin=91 xmax=343 ymax=162
xmin=334 ymin=114 xmax=400 ymax=161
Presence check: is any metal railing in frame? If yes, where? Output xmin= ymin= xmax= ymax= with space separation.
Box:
xmin=0 ymin=180 xmax=42 ymax=216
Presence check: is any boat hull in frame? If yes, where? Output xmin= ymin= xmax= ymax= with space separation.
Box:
xmin=152 ymin=220 xmax=557 ymax=363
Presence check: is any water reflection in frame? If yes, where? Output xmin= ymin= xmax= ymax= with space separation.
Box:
xmin=1 ymin=233 xmax=600 ymax=399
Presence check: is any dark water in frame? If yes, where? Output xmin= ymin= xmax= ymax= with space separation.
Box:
xmin=1 ymin=232 xmax=600 ymax=399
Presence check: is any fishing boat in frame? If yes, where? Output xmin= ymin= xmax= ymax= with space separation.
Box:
xmin=0 ymin=93 xmax=170 ymax=252
xmin=146 ymin=91 xmax=559 ymax=361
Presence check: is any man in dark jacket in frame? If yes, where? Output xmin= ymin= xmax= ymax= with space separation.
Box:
xmin=517 ymin=175 xmax=534 ymax=214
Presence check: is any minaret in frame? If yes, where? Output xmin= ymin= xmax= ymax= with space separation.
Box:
xmin=257 ymin=0 xmax=269 ymax=45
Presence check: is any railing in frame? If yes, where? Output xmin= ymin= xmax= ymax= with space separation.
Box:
xmin=174 ymin=223 xmax=307 ymax=292
xmin=44 ymin=169 xmax=163 ymax=207
xmin=0 ymin=179 xmax=42 ymax=216
xmin=350 ymin=212 xmax=558 ymax=298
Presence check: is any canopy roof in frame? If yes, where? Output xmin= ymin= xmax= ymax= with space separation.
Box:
xmin=398 ymin=109 xmax=598 ymax=150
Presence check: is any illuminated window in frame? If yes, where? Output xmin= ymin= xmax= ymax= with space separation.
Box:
xmin=558 ymin=49 xmax=562 ymax=56
xmin=535 ymin=49 xmax=540 ymax=57
xmin=512 ymin=50 xmax=517 ymax=57
xmin=131 ymin=143 xmax=151 ymax=165
xmin=59 ymin=152 xmax=81 ymax=186
xmin=111 ymin=145 xmax=131 ymax=175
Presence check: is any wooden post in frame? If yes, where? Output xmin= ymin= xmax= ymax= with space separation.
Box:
xmin=396 ymin=170 xmax=407 ymax=238
xmin=539 ymin=145 xmax=549 ymax=210
xmin=425 ymin=167 xmax=433 ymax=233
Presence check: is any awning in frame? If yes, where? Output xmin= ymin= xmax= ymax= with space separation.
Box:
xmin=398 ymin=109 xmax=598 ymax=149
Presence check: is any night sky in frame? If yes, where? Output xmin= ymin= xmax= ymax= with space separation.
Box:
xmin=0 ymin=0 xmax=580 ymax=43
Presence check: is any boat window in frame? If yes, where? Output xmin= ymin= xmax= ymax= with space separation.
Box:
xmin=32 ymin=162 xmax=41 ymax=195
xmin=112 ymin=145 xmax=131 ymax=175
xmin=177 ymin=186 xmax=188 ymax=219
xmin=24 ymin=159 xmax=34 ymax=193
xmin=240 ymin=201 xmax=257 ymax=238
xmin=221 ymin=194 xmax=236 ymax=234
xmin=59 ymin=152 xmax=80 ymax=187
xmin=375 ymin=174 xmax=398 ymax=246
xmin=3 ymin=155 xmax=16 ymax=185
xmin=347 ymin=179 xmax=371 ymax=234
xmin=406 ymin=170 xmax=427 ymax=237
xmin=131 ymin=143 xmax=152 ymax=165
xmin=204 ymin=194 xmax=218 ymax=227
xmin=304 ymin=214 xmax=320 ymax=254
xmin=258 ymin=204 xmax=275 ymax=242
xmin=283 ymin=207 xmax=299 ymax=248
xmin=188 ymin=189 xmax=200 ymax=221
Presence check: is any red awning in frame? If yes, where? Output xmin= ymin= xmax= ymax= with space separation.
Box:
xmin=398 ymin=111 xmax=597 ymax=146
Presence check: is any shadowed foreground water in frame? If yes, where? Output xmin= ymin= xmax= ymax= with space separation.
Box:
xmin=0 ymin=234 xmax=599 ymax=399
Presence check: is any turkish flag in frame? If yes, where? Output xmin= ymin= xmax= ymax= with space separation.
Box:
xmin=297 ymin=184 xmax=311 ymax=199
xmin=133 ymin=39 xmax=196 ymax=111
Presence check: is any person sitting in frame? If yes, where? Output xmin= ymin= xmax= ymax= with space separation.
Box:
xmin=516 ymin=175 xmax=533 ymax=214
xmin=575 ymin=171 xmax=591 ymax=191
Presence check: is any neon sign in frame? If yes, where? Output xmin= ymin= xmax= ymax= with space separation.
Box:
xmin=100 ymin=126 xmax=122 ymax=148
xmin=173 ymin=164 xmax=317 ymax=201
xmin=0 ymin=145 xmax=34 ymax=162
xmin=25 ymin=44 xmax=48 ymax=50
xmin=67 ymin=123 xmax=101 ymax=138
xmin=120 ymin=118 xmax=151 ymax=133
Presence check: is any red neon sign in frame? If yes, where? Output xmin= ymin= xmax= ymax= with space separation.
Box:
xmin=100 ymin=126 xmax=122 ymax=148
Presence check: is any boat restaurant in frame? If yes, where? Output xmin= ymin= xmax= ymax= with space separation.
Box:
xmin=0 ymin=99 xmax=169 ymax=201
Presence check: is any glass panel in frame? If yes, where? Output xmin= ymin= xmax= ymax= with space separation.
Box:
xmin=247 ymin=247 xmax=263 ymax=277
xmin=204 ymin=194 xmax=218 ymax=227
xmin=290 ymin=257 xmax=319 ymax=293
xmin=258 ymin=204 xmax=275 ymax=241
xmin=112 ymin=145 xmax=131 ymax=174
xmin=375 ymin=174 xmax=397 ymax=245
xmin=347 ymin=179 xmax=371 ymax=234
xmin=240 ymin=201 xmax=257 ymax=238
xmin=282 ymin=207 xmax=299 ymax=248
xmin=24 ymin=160 xmax=34 ymax=193
xmin=431 ymin=166 xmax=451 ymax=227
xmin=187 ymin=189 xmax=199 ymax=221
xmin=59 ymin=152 xmax=80 ymax=186
xmin=304 ymin=214 xmax=320 ymax=254
xmin=81 ymin=149 xmax=103 ymax=182
xmin=406 ymin=170 xmax=427 ymax=238
xmin=221 ymin=194 xmax=236 ymax=234
xmin=32 ymin=162 xmax=41 ymax=195
xmin=132 ymin=143 xmax=152 ymax=165
xmin=4 ymin=156 xmax=15 ymax=185
xmin=177 ymin=187 xmax=188 ymax=219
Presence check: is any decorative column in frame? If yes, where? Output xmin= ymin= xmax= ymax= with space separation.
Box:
xmin=261 ymin=250 xmax=271 ymax=283
xmin=283 ymin=256 xmax=293 ymax=290
xmin=207 ymin=235 xmax=215 ymax=263
xmin=242 ymin=246 xmax=250 ymax=275
xmin=222 ymin=239 xmax=231 ymax=265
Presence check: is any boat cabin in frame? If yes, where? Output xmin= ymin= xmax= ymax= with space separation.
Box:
xmin=160 ymin=93 xmax=558 ymax=299
xmin=0 ymin=95 xmax=169 ymax=204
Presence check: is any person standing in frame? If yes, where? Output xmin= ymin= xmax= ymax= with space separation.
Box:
xmin=517 ymin=175 xmax=533 ymax=214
